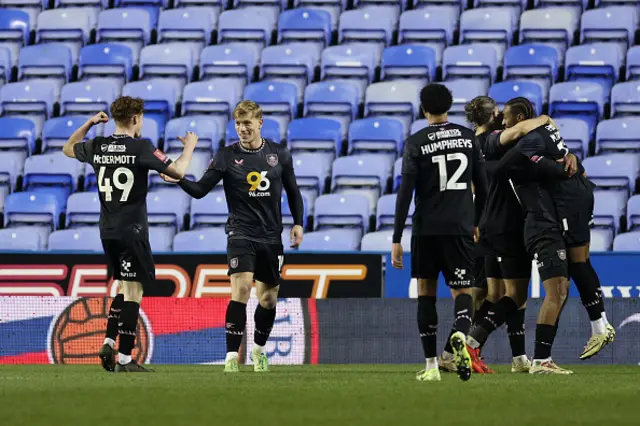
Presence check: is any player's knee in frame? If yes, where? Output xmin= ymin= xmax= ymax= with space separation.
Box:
xmin=231 ymin=273 xmax=253 ymax=302
xmin=486 ymin=284 xmax=504 ymax=303
xmin=258 ymin=288 xmax=278 ymax=309
xmin=121 ymin=281 xmax=143 ymax=303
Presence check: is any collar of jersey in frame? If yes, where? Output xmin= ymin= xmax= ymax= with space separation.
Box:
xmin=238 ymin=138 xmax=265 ymax=153
xmin=110 ymin=134 xmax=129 ymax=139
xmin=427 ymin=122 xmax=449 ymax=127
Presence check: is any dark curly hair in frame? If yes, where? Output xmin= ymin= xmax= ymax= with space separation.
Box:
xmin=420 ymin=83 xmax=453 ymax=116
xmin=110 ymin=96 xmax=144 ymax=125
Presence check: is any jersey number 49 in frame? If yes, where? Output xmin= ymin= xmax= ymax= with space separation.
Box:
xmin=98 ymin=166 xmax=135 ymax=202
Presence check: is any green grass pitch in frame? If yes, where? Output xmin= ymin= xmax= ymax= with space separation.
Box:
xmin=0 ymin=365 xmax=636 ymax=426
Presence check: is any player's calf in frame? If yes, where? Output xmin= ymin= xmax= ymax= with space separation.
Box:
xmin=116 ymin=281 xmax=144 ymax=369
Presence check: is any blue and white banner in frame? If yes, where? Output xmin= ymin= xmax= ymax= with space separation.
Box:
xmin=384 ymin=253 xmax=640 ymax=298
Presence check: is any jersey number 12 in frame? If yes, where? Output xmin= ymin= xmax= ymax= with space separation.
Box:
xmin=98 ymin=166 xmax=135 ymax=202
xmin=432 ymin=153 xmax=468 ymax=191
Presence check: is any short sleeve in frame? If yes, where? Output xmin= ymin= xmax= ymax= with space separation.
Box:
xmin=139 ymin=140 xmax=172 ymax=172
xmin=481 ymin=131 xmax=505 ymax=159
xmin=513 ymin=133 xmax=544 ymax=159
xmin=210 ymin=149 xmax=228 ymax=173
xmin=401 ymin=141 xmax=419 ymax=175
xmin=73 ymin=141 xmax=94 ymax=164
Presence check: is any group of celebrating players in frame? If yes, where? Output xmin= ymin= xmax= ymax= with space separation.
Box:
xmin=60 ymin=83 xmax=614 ymax=378
xmin=391 ymin=84 xmax=615 ymax=381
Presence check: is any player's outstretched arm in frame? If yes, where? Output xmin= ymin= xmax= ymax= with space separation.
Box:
xmin=62 ymin=112 xmax=109 ymax=159
xmin=281 ymin=149 xmax=304 ymax=248
xmin=168 ymin=150 xmax=226 ymax=199
xmin=162 ymin=132 xmax=198 ymax=181
xmin=529 ymin=157 xmax=572 ymax=181
xmin=499 ymin=115 xmax=551 ymax=146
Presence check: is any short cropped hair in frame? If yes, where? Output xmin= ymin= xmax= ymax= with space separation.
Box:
xmin=465 ymin=96 xmax=496 ymax=127
xmin=505 ymin=97 xmax=535 ymax=120
xmin=420 ymin=84 xmax=453 ymax=116
xmin=233 ymin=100 xmax=263 ymax=120
xmin=110 ymin=96 xmax=144 ymax=124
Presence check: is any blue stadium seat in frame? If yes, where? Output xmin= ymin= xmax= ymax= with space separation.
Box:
xmin=165 ymin=116 xmax=220 ymax=154
xmin=376 ymin=193 xmax=413 ymax=230
xmin=398 ymin=8 xmax=456 ymax=65
xmin=42 ymin=116 xmax=96 ymax=153
xmin=55 ymin=0 xmax=108 ymax=11
xmin=78 ymin=44 xmax=134 ymax=89
xmin=348 ymin=117 xmax=404 ymax=157
xmin=103 ymin=117 xmax=159 ymax=146
xmin=36 ymin=9 xmax=92 ymax=63
xmin=361 ymin=229 xmax=411 ymax=252
xmin=0 ymin=117 xmax=36 ymax=155
xmin=96 ymin=9 xmax=152 ymax=62
xmin=410 ymin=119 xmax=428 ymax=134
xmin=331 ymin=154 xmax=391 ymax=209
xmin=190 ymin=192 xmax=228 ymax=229
xmin=613 ymin=232 xmax=640 ymax=251
xmin=65 ymin=192 xmax=100 ymax=228
xmin=114 ymin=0 xmax=169 ymax=28
xmin=4 ymin=192 xmax=61 ymax=233
xmin=321 ymin=44 xmax=378 ymax=101
xmin=627 ymin=195 xmax=640 ymax=231
xmin=0 ymin=151 xmax=23 ymax=200
xmin=503 ymin=44 xmax=558 ymax=102
xmin=580 ymin=6 xmax=636 ymax=58
xmin=596 ymin=117 xmax=640 ymax=154
xmin=460 ymin=8 xmax=514 ymax=61
xmin=475 ymin=0 xmax=525 ymax=13
xmin=381 ymin=45 xmax=436 ymax=85
xmin=0 ymin=46 xmax=10 ymax=84
xmin=583 ymin=153 xmax=639 ymax=196
xmin=157 ymin=7 xmax=216 ymax=54
xmin=299 ymin=228 xmax=361 ymax=251
xmin=182 ymin=81 xmax=241 ymax=133
xmin=48 ymin=228 xmax=102 ymax=252
xmin=565 ymin=44 xmax=621 ymax=95
xmin=60 ymin=81 xmax=118 ymax=116
xmin=303 ymin=81 xmax=359 ymax=135
xmin=626 ymin=46 xmax=640 ymax=82
xmin=291 ymin=152 xmax=331 ymax=207
xmin=533 ymin=0 xmax=587 ymax=11
xmin=365 ymin=81 xmax=421 ymax=133
xmin=218 ymin=9 xmax=273 ymax=50
xmin=244 ymin=81 xmax=298 ymax=132
xmin=549 ymin=82 xmax=605 ymax=137
xmin=314 ymin=193 xmax=371 ymax=233
xmin=443 ymin=79 xmax=487 ymax=120
xmin=199 ymin=44 xmax=256 ymax=91
xmin=519 ymin=8 xmax=579 ymax=65
xmin=611 ymin=81 xmax=640 ymax=117
xmin=18 ymin=44 xmax=73 ymax=91
xmin=593 ymin=190 xmax=624 ymax=238
xmin=590 ymin=228 xmax=613 ymax=251
xmin=0 ymin=227 xmax=42 ymax=251
xmin=442 ymin=44 xmax=498 ymax=89
xmin=278 ymin=8 xmax=332 ymax=49
xmin=553 ymin=118 xmax=589 ymax=159
xmin=173 ymin=228 xmax=228 ymax=252
xmin=226 ymin=118 xmax=281 ymax=144
xmin=260 ymin=44 xmax=318 ymax=100
xmin=0 ymin=9 xmax=30 ymax=67
xmin=147 ymin=190 xmax=188 ymax=241
xmin=149 ymin=151 xmax=210 ymax=191
xmin=282 ymin=192 xmax=308 ymax=228
xmin=122 ymin=79 xmax=178 ymax=133
xmin=338 ymin=9 xmax=394 ymax=47
xmin=139 ymin=43 xmax=195 ymax=87
xmin=0 ymin=80 xmax=57 ymax=136
xmin=149 ymin=226 xmax=173 ymax=252
xmin=488 ymin=81 xmax=543 ymax=116
xmin=287 ymin=117 xmax=342 ymax=156
xmin=23 ymin=152 xmax=80 ymax=207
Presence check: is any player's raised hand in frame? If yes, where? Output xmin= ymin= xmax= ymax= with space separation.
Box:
xmin=160 ymin=173 xmax=180 ymax=183
xmin=290 ymin=225 xmax=303 ymax=248
xmin=178 ymin=131 xmax=198 ymax=147
xmin=90 ymin=112 xmax=109 ymax=125
xmin=391 ymin=243 xmax=403 ymax=269
xmin=557 ymin=152 xmax=578 ymax=176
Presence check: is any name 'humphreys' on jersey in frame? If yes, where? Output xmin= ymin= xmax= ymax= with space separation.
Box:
xmin=421 ymin=135 xmax=474 ymax=155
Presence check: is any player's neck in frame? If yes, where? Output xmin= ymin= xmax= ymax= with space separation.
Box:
xmin=240 ymin=137 xmax=263 ymax=151
xmin=475 ymin=124 xmax=490 ymax=135
xmin=114 ymin=126 xmax=137 ymax=138
xmin=426 ymin=113 xmax=448 ymax=125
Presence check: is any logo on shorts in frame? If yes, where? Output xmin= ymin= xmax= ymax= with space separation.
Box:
xmin=121 ymin=259 xmax=131 ymax=272
xmin=230 ymin=257 xmax=238 ymax=269
xmin=266 ymin=154 xmax=278 ymax=167
xmin=557 ymin=249 xmax=567 ymax=261
xmin=454 ymin=268 xmax=466 ymax=280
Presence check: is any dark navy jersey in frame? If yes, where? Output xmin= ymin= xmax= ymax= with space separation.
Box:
xmin=400 ymin=122 xmax=487 ymax=237
xmin=179 ymin=139 xmax=302 ymax=244
xmin=73 ymin=135 xmax=172 ymax=240
xmin=476 ymin=131 xmax=525 ymax=237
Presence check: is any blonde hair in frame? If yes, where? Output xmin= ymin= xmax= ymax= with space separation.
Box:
xmin=233 ymin=100 xmax=263 ymax=120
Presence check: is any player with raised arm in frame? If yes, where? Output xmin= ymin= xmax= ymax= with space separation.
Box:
xmin=392 ymin=84 xmax=488 ymax=382
xmin=161 ymin=101 xmax=305 ymax=373
xmin=62 ymin=96 xmax=197 ymax=373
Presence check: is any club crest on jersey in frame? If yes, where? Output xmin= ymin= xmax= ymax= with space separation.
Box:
xmin=557 ymin=249 xmax=567 ymax=261
xmin=428 ymin=133 xmax=436 ymax=141
xmin=266 ymin=154 xmax=278 ymax=167
xmin=230 ymin=257 xmax=238 ymax=269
